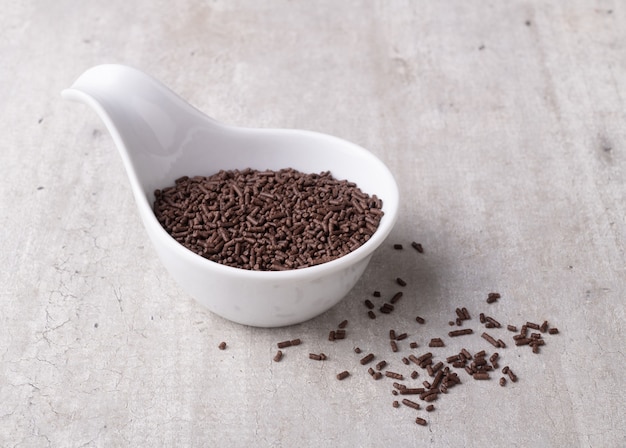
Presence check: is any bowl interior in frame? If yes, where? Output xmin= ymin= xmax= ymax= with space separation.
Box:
xmin=126 ymin=121 xmax=399 ymax=278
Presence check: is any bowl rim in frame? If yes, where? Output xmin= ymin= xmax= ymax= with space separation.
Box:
xmin=143 ymin=128 xmax=400 ymax=280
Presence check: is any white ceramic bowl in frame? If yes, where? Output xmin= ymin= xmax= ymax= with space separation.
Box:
xmin=63 ymin=64 xmax=399 ymax=327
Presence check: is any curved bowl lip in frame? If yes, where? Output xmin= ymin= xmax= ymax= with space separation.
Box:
xmin=145 ymin=126 xmax=400 ymax=281
xmin=63 ymin=76 xmax=400 ymax=281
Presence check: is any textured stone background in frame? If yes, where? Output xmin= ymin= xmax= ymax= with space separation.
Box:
xmin=1 ymin=1 xmax=625 ymax=446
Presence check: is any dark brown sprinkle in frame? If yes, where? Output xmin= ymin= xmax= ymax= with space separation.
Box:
xmin=396 ymin=332 xmax=408 ymax=341
xmin=448 ymin=321 xmax=455 ymax=326
xmin=489 ymin=353 xmax=499 ymax=363
xmin=380 ymin=303 xmax=394 ymax=314
xmin=276 ymin=341 xmax=292 ymax=349
xmin=507 ymin=368 xmax=518 ymax=382
xmin=408 ymin=355 xmax=420 ymax=365
xmin=338 ymin=319 xmax=348 ymax=329
xmin=153 ymin=168 xmax=384 ymax=271
xmin=515 ymin=338 xmax=532 ymax=346
xmin=309 ymin=353 xmax=323 ymax=361
xmin=393 ymin=400 xmax=400 ymax=408
xmin=502 ymin=366 xmax=510 ymax=374
xmin=473 ymin=357 xmax=487 ymax=367
xmin=540 ymin=320 xmax=549 ymax=333
xmin=456 ymin=318 xmax=463 ymax=326
xmin=372 ymin=291 xmax=381 ymax=298
xmin=389 ymin=329 xmax=396 ymax=340
xmin=507 ymin=324 xmax=518 ymax=332
xmin=448 ymin=328 xmax=473 ymax=337
xmin=486 ymin=292 xmax=501 ymax=304
xmin=392 ymin=389 xmax=398 ymax=394
xmin=526 ymin=322 xmax=540 ymax=330
xmin=368 ymin=310 xmax=376 ymax=320
xmin=422 ymin=380 xmax=431 ymax=389
xmin=461 ymin=348 xmax=472 ymax=360
xmin=497 ymin=339 xmax=506 ymax=348
xmin=481 ymin=332 xmax=500 ymax=348
xmin=485 ymin=316 xmax=501 ymax=328
xmin=409 ymin=342 xmax=419 ymax=349
xmin=373 ymin=372 xmax=383 ymax=380
xmin=421 ymin=390 xmax=439 ymax=402
xmin=473 ymin=372 xmax=490 ymax=380
xmin=411 ymin=370 xmax=419 ymax=379
xmin=328 ymin=330 xmax=335 ymax=341
xmin=354 ymin=347 xmax=362 ymax=354
xmin=402 ymin=357 xmax=410 ymax=365
xmin=334 ymin=330 xmax=346 ymax=340
xmin=320 ymin=353 xmax=328 ymax=360
xmin=393 ymin=382 xmax=406 ymax=390
xmin=396 ymin=277 xmax=407 ymax=287
xmin=411 ymin=241 xmax=424 ymax=253
xmin=415 ymin=316 xmax=425 ymax=324
xmin=446 ymin=354 xmax=461 ymax=363
xmin=393 ymin=244 xmax=403 ymax=250
xmin=360 ymin=353 xmax=375 ymax=365
xmin=386 ymin=371 xmax=404 ymax=380
xmin=428 ymin=338 xmax=445 ymax=348
xmin=499 ymin=377 xmax=506 ymax=387
xmin=415 ymin=417 xmax=427 ymax=426
xmin=420 ymin=358 xmax=433 ymax=368
xmin=402 ymin=399 xmax=420 ymax=410
xmin=446 ymin=372 xmax=461 ymax=386
xmin=462 ymin=307 xmax=470 ymax=320
xmin=290 ymin=339 xmax=301 ymax=346
xmin=479 ymin=313 xmax=486 ymax=324
xmin=376 ymin=360 xmax=388 ymax=371
xmin=426 ymin=404 xmax=435 ymax=412
xmin=368 ymin=367 xmax=375 ymax=376
xmin=336 ymin=371 xmax=350 ymax=380
xmin=390 ymin=292 xmax=403 ymax=304
xmin=273 ymin=350 xmax=283 ymax=362
xmin=365 ymin=299 xmax=375 ymax=309
xmin=390 ymin=340 xmax=398 ymax=352
xmin=548 ymin=328 xmax=559 ymax=335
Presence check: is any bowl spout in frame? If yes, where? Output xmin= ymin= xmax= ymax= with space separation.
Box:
xmin=62 ymin=64 xmax=221 ymax=204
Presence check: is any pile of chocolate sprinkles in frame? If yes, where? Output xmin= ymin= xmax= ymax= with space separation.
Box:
xmin=242 ymin=240 xmax=562 ymax=429
xmin=153 ymin=168 xmax=384 ymax=271
xmin=363 ymin=284 xmax=558 ymax=425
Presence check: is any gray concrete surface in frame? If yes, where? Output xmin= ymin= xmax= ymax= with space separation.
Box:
xmin=1 ymin=1 xmax=625 ymax=446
